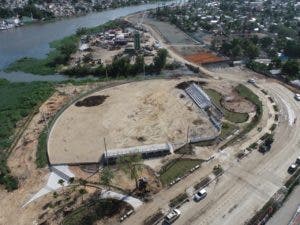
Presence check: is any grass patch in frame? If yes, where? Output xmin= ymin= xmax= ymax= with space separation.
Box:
xmin=36 ymin=126 xmax=48 ymax=168
xmin=169 ymin=192 xmax=188 ymax=207
xmin=5 ymin=57 xmax=56 ymax=75
xmin=0 ymin=79 xmax=54 ymax=190
xmin=221 ymin=84 xmax=263 ymax=149
xmin=205 ymin=89 xmax=249 ymax=123
xmin=220 ymin=122 xmax=238 ymax=140
xmin=159 ymin=159 xmax=203 ymax=186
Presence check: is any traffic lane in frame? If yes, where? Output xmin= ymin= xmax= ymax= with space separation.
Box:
xmin=267 ymin=186 xmax=300 ymax=225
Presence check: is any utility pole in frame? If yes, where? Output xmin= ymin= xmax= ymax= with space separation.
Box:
xmin=186 ymin=125 xmax=189 ymax=144
xmin=105 ymin=68 xmax=108 ymax=81
xmin=143 ymin=58 xmax=146 ymax=77
xmin=104 ymin=137 xmax=108 ymax=167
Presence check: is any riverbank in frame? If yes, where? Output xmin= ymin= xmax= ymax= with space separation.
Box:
xmin=0 ymin=1 xmax=176 ymax=73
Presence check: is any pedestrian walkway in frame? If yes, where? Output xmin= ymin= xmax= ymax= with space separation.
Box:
xmin=100 ymin=190 xmax=143 ymax=209
xmin=22 ymin=165 xmax=74 ymax=207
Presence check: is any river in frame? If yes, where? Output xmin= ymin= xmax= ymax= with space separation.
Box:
xmin=0 ymin=2 xmax=171 ymax=82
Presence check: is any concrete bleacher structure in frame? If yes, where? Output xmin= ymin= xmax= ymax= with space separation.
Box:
xmin=185 ymin=83 xmax=212 ymax=110
xmin=185 ymin=83 xmax=223 ymax=131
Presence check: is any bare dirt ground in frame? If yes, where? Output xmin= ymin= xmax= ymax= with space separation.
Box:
xmin=48 ymin=78 xmax=217 ymax=164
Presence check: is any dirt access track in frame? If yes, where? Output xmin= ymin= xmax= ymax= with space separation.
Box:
xmin=48 ymin=78 xmax=217 ymax=165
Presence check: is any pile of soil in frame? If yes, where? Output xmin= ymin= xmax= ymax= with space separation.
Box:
xmin=75 ymin=95 xmax=109 ymax=107
xmin=175 ymin=80 xmax=207 ymax=90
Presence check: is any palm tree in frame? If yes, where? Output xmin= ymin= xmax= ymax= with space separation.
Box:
xmin=117 ymin=154 xmax=143 ymax=190
xmin=78 ymin=188 xmax=87 ymax=203
xmin=100 ymin=167 xmax=114 ymax=190
xmin=58 ymin=179 xmax=65 ymax=195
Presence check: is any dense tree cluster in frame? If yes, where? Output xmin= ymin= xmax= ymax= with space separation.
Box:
xmin=63 ymin=49 xmax=169 ymax=77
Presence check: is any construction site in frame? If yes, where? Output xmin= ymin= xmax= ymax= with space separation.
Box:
xmin=47 ymin=78 xmax=222 ymax=165
xmin=1 ymin=8 xmax=299 ymax=225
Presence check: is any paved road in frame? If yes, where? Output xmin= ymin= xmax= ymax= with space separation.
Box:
xmin=172 ymin=75 xmax=300 ymax=225
xmin=267 ymin=186 xmax=300 ymax=225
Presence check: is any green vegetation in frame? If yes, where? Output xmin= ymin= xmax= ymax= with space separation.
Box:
xmin=282 ymin=60 xmax=300 ymax=79
xmin=220 ymin=38 xmax=260 ymax=59
xmin=100 ymin=167 xmax=114 ymax=189
xmin=0 ymin=79 xmax=54 ymax=190
xmin=0 ymin=3 xmax=54 ymax=19
xmin=117 ymin=154 xmax=143 ymax=189
xmin=247 ymin=59 xmax=300 ymax=80
xmin=6 ymin=34 xmax=79 ymax=75
xmin=36 ymin=126 xmax=48 ymax=168
xmin=220 ymin=122 xmax=238 ymax=139
xmin=205 ymin=89 xmax=249 ymax=123
xmin=63 ymin=48 xmax=168 ymax=77
xmin=169 ymin=192 xmax=188 ymax=207
xmin=62 ymin=199 xmax=128 ymax=225
xmin=213 ymin=164 xmax=223 ymax=176
xmin=5 ymin=57 xmax=56 ymax=75
xmin=159 ymin=159 xmax=203 ymax=186
xmin=221 ymin=84 xmax=263 ymax=149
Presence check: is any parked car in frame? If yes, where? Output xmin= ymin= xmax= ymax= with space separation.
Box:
xmin=193 ymin=189 xmax=207 ymax=202
xmin=296 ymin=156 xmax=300 ymax=165
xmin=248 ymin=78 xmax=256 ymax=84
xmin=164 ymin=209 xmax=181 ymax=224
xmin=288 ymin=164 xmax=297 ymax=174
xmin=295 ymin=94 xmax=300 ymax=101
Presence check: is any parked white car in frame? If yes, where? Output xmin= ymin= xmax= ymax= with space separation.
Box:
xmin=248 ymin=78 xmax=256 ymax=84
xmin=164 ymin=209 xmax=181 ymax=224
xmin=193 ymin=188 xmax=207 ymax=202
xmin=294 ymin=94 xmax=300 ymax=101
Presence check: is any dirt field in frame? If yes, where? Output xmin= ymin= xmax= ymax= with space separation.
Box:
xmin=184 ymin=52 xmax=224 ymax=64
xmin=48 ymin=78 xmax=217 ymax=164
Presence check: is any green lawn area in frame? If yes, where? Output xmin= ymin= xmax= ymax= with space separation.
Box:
xmin=0 ymin=79 xmax=54 ymax=190
xmin=159 ymin=158 xmax=203 ymax=186
xmin=205 ymin=89 xmax=249 ymax=123
xmin=220 ymin=122 xmax=238 ymax=139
